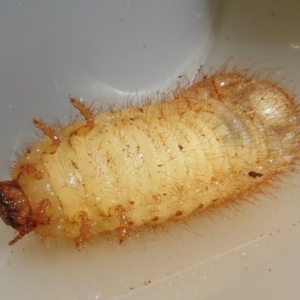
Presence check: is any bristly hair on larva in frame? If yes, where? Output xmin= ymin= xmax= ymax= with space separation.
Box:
xmin=0 ymin=63 xmax=300 ymax=249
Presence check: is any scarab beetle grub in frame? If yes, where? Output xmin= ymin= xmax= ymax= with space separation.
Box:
xmin=0 ymin=66 xmax=299 ymax=249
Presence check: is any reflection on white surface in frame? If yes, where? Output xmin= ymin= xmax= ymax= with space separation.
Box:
xmin=0 ymin=0 xmax=300 ymax=299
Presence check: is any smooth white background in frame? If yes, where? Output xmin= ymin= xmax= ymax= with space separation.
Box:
xmin=0 ymin=1 xmax=300 ymax=299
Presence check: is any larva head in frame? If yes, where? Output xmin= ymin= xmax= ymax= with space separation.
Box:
xmin=0 ymin=181 xmax=35 ymax=244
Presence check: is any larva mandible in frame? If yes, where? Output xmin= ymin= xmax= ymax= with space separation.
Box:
xmin=0 ymin=66 xmax=299 ymax=249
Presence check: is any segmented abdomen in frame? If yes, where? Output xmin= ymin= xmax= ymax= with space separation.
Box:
xmin=7 ymin=70 xmax=300 ymax=246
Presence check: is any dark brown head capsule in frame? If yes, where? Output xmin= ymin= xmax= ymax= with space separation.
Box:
xmin=0 ymin=181 xmax=35 ymax=245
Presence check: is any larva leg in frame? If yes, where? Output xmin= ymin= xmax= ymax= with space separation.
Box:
xmin=75 ymin=212 xmax=92 ymax=249
xmin=33 ymin=119 xmax=60 ymax=154
xmin=30 ymin=199 xmax=50 ymax=226
xmin=70 ymin=97 xmax=95 ymax=136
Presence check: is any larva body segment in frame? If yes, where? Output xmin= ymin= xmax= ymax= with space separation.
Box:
xmin=1 ymin=68 xmax=299 ymax=248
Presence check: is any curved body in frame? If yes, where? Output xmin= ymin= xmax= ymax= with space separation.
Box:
xmin=1 ymin=68 xmax=299 ymax=248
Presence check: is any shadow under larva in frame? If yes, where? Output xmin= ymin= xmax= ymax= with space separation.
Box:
xmin=0 ymin=65 xmax=300 ymax=249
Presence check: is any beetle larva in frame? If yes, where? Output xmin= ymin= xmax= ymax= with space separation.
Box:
xmin=0 ymin=67 xmax=300 ymax=249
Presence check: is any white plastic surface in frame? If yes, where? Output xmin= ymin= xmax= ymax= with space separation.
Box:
xmin=0 ymin=1 xmax=300 ymax=299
